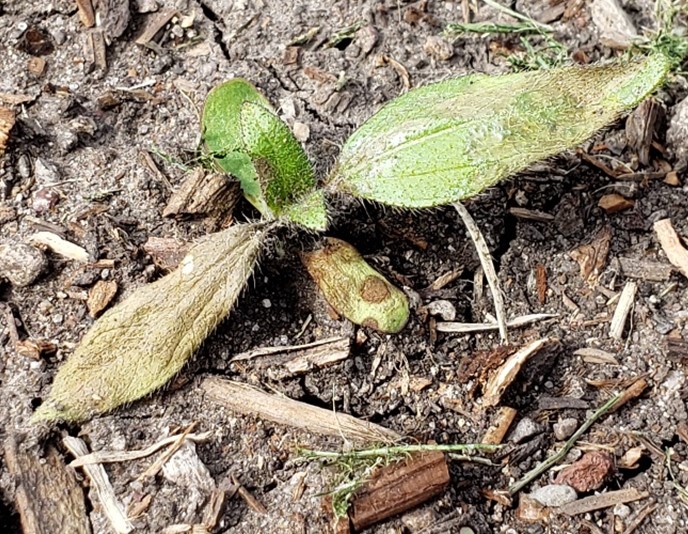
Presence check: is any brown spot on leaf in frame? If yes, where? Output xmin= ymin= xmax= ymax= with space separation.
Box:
xmin=362 ymin=317 xmax=380 ymax=330
xmin=361 ymin=276 xmax=389 ymax=303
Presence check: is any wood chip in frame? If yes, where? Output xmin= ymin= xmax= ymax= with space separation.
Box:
xmin=598 ymin=193 xmax=634 ymax=213
xmin=75 ymin=0 xmax=96 ymax=28
xmin=508 ymin=207 xmax=555 ymax=222
xmin=0 ymin=106 xmax=16 ymax=158
xmin=87 ymin=29 xmax=108 ymax=70
xmin=201 ymin=490 xmax=227 ymax=531
xmin=4 ymin=435 xmax=91 ymax=534
xmin=135 ymin=7 xmax=178 ymax=45
xmin=143 ymin=236 xmax=190 ymax=272
xmin=16 ymin=338 xmax=57 ymax=360
xmin=609 ymin=281 xmax=636 ymax=339
xmin=570 ymin=226 xmax=612 ymax=284
xmin=201 ymin=376 xmax=400 ymax=442
xmin=664 ymin=170 xmax=681 ymax=186
xmin=162 ymin=168 xmax=240 ymax=223
xmin=232 ymin=474 xmax=267 ymax=515
xmin=559 ymin=488 xmax=648 ymax=516
xmin=654 ymin=218 xmax=688 ymax=279
xmin=625 ymin=99 xmax=663 ymax=166
xmin=537 ymin=396 xmax=589 ymax=410
xmin=618 ymin=257 xmax=673 ymax=282
xmin=347 ymin=452 xmax=450 ymax=531
xmin=63 ymin=436 xmax=134 ymax=534
xmin=29 ymin=231 xmax=91 ymax=262
xmin=87 ymin=280 xmax=118 ymax=317
xmin=483 ymin=338 xmax=557 ymax=407
xmin=482 ymin=406 xmax=517 ymax=445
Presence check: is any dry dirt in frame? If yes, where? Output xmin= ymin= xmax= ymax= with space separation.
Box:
xmin=1 ymin=0 xmax=688 ymax=533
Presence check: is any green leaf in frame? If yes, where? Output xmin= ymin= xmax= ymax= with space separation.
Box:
xmin=202 ymin=79 xmax=327 ymax=230
xmin=302 ymin=238 xmax=409 ymax=333
xmin=32 ymin=223 xmax=265 ymax=423
xmin=329 ymin=53 xmax=670 ymax=208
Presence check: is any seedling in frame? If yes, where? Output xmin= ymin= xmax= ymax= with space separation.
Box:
xmin=33 ymin=50 xmax=676 ymax=423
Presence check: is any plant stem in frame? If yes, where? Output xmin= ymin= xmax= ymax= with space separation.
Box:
xmin=508 ymin=392 xmax=622 ymax=495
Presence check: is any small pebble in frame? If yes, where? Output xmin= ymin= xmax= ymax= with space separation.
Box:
xmin=426 ymin=299 xmax=456 ymax=321
xmin=613 ymin=503 xmax=631 ymax=519
xmin=262 ymin=299 xmax=272 ymax=308
xmin=423 ymin=35 xmax=454 ymax=61
xmin=553 ymin=417 xmax=578 ymax=440
xmin=509 ymin=417 xmax=542 ymax=444
xmin=529 ymin=484 xmax=577 ymax=507
xmin=0 ymin=241 xmax=47 ymax=286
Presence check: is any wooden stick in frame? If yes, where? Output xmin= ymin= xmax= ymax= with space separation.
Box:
xmin=63 ymin=436 xmax=133 ymax=534
xmin=139 ymin=422 xmax=197 ymax=481
xmin=483 ymin=337 xmax=556 ymax=407
xmin=609 ymin=281 xmax=636 ymax=340
xmin=4 ymin=435 xmax=91 ymax=534
xmin=201 ymin=376 xmax=400 ymax=442
xmin=348 ymin=451 xmax=450 ymax=531
xmin=454 ymin=202 xmax=509 ymax=343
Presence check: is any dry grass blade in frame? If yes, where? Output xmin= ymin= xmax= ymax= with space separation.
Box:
xmin=454 ymin=202 xmax=509 ymax=343
xmin=63 ymin=436 xmax=133 ymax=534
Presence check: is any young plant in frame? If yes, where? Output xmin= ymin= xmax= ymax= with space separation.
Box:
xmin=33 ymin=51 xmax=673 ymax=423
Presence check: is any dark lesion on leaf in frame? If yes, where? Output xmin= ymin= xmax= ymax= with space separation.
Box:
xmin=361 ymin=276 xmax=390 ymax=304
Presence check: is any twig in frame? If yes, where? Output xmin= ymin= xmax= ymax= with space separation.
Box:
xmin=299 ymin=443 xmax=501 ymax=461
xmin=436 ymin=313 xmax=557 ymax=333
xmin=508 ymin=391 xmax=623 ymax=494
xmin=454 ymin=202 xmax=508 ymax=343
xmin=69 ymin=431 xmax=212 ymax=467
xmin=447 ymin=453 xmax=498 ymax=466
xmin=63 ymin=436 xmax=133 ymax=534
xmin=231 ymin=336 xmax=347 ymax=361
xmin=138 ymin=422 xmax=197 ymax=481
xmin=232 ymin=475 xmax=267 ymax=514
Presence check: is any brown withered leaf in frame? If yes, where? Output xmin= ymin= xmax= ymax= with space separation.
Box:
xmin=0 ymin=107 xmax=16 ymax=158
xmin=32 ymin=223 xmax=265 ymax=423
xmin=554 ymin=451 xmax=614 ymax=492
xmin=87 ymin=280 xmax=118 ymax=317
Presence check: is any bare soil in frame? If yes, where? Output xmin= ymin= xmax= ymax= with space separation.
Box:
xmin=1 ymin=0 xmax=688 ymax=533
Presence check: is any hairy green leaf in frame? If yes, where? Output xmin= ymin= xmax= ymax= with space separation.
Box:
xmin=202 ymin=79 xmax=327 ymax=230
xmin=329 ymin=53 xmax=670 ymax=207
xmin=32 ymin=223 xmax=265 ymax=423
xmin=302 ymin=238 xmax=409 ymax=333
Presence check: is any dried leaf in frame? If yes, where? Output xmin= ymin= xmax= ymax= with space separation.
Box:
xmin=328 ymin=54 xmax=669 ymax=207
xmin=302 ymin=238 xmax=409 ymax=333
xmin=554 ymin=451 xmax=614 ymax=492
xmin=32 ymin=223 xmax=265 ymax=423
